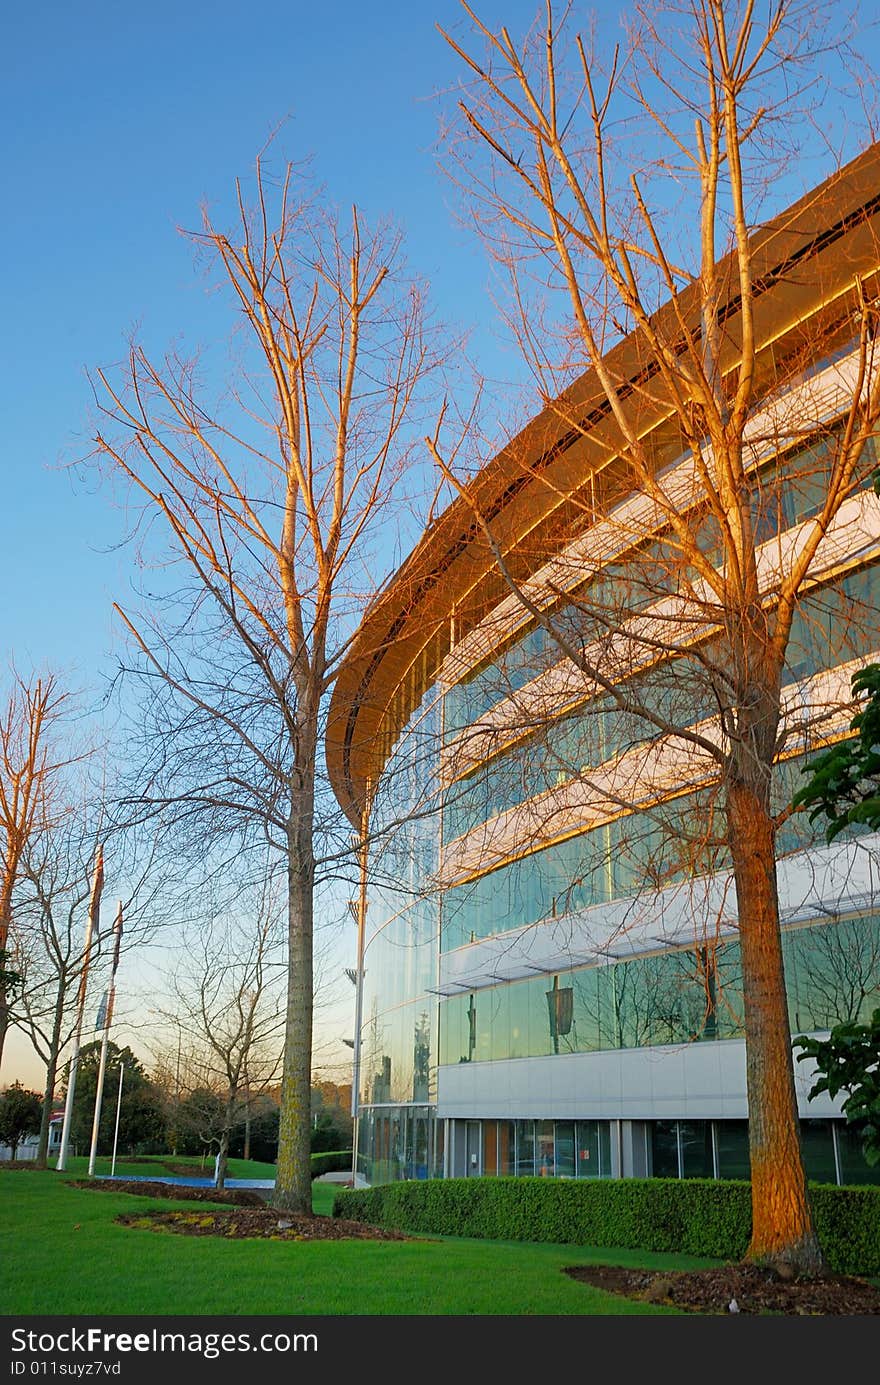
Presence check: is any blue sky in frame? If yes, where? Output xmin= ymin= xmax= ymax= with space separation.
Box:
xmin=3 ymin=0 xmax=877 ymax=687
xmin=0 ymin=0 xmax=553 ymax=687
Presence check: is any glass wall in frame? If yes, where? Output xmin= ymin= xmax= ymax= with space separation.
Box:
xmin=446 ymin=1116 xmax=879 ymax=1187
xmin=444 ymin=556 xmax=879 ymax=852
xmin=443 ymin=664 xmax=714 ymax=843
xmin=356 ymin=1106 xmax=443 ymax=1184
xmin=837 ymin=1122 xmax=880 ymax=1186
xmin=357 ymin=1110 xmax=880 ymax=1188
xmin=651 ymin=1117 xmax=879 ymax=1186
xmin=443 ymin=417 xmax=878 ymax=757
xmin=357 ymin=684 xmax=443 ymax=1154
xmin=477 ymin=1119 xmax=613 ymax=1178
xmin=440 ymin=914 xmax=880 ymax=1063
xmin=441 ymin=743 xmax=874 ymax=953
xmin=716 ymin=1120 xmax=751 ymax=1179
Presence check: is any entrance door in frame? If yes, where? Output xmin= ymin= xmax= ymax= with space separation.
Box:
xmin=465 ymin=1121 xmax=481 ymax=1176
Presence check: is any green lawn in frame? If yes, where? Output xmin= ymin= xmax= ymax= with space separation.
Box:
xmin=0 ymin=1167 xmax=725 ymax=1315
xmin=45 ymin=1152 xmax=280 ymax=1180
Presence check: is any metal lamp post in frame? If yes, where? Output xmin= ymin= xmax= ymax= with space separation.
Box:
xmin=350 ymin=788 xmax=371 ymax=1188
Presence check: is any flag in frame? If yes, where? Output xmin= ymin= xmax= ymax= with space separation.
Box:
xmin=111 ymin=903 xmax=123 ymax=974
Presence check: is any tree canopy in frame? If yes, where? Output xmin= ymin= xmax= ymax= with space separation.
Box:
xmin=0 ymin=1081 xmax=42 ymax=1158
xmin=62 ymin=1042 xmax=164 ymax=1157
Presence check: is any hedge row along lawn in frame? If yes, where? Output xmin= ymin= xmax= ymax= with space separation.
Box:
xmin=333 ymin=1176 xmax=880 ymax=1277
xmin=1 ymin=1167 xmax=720 ymax=1316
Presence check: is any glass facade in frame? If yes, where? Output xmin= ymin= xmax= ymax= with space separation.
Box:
xmin=443 ymin=666 xmax=718 ymax=844
xmin=356 ymin=1106 xmax=444 ymax=1184
xmin=356 ymin=683 xmax=442 ymax=1184
xmin=648 ymin=1118 xmax=880 ymax=1184
xmin=443 ymin=425 xmax=878 ymax=754
xmin=442 ymin=560 xmax=879 ymax=858
xmin=440 ymin=914 xmax=880 ymax=1064
xmin=354 ymin=380 xmax=880 ymax=1191
xmin=440 ymin=746 xmax=872 ymax=952
xmin=357 ymin=1113 xmax=879 ymax=1186
xmin=475 ymin=1119 xmax=613 ymax=1177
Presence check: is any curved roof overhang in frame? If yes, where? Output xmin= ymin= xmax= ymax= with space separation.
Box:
xmin=326 ymin=141 xmax=880 ymax=827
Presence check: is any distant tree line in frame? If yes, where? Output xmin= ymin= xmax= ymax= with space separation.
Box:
xmin=25 ymin=1041 xmax=355 ymax=1165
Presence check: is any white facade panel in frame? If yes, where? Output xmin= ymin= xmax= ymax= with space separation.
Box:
xmin=436 ymin=1039 xmax=841 ymax=1122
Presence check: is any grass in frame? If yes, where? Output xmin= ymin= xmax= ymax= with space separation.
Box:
xmin=45 ymin=1152 xmax=280 ymax=1180
xmin=0 ymin=1165 xmax=725 ymax=1315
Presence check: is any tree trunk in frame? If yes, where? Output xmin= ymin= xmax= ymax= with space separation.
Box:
xmin=35 ymin=1057 xmax=57 ymax=1169
xmin=272 ymin=803 xmax=315 ymax=1213
xmin=216 ymin=1094 xmax=236 ymax=1191
xmin=727 ymin=774 xmax=826 ymax=1274
xmin=35 ymin=988 xmax=67 ymax=1167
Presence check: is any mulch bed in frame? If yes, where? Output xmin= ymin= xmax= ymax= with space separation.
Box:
xmin=563 ymin=1262 xmax=880 ymax=1314
xmin=72 ymin=1178 xmax=407 ymax=1240
xmin=68 ymin=1178 xmax=269 ymax=1207
xmin=115 ymin=1206 xmax=409 ymax=1242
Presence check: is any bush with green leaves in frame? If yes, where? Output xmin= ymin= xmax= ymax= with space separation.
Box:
xmin=333 ymin=1176 xmax=880 ymax=1275
xmin=0 ymin=1082 xmax=42 ymax=1160
xmin=795 ymin=1011 xmax=880 ymax=1167
xmin=792 ymin=652 xmax=880 ymax=1169
xmin=793 ymin=662 xmax=880 ymax=842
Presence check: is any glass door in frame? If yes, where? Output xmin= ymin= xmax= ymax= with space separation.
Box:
xmin=465 ymin=1120 xmax=481 ymax=1176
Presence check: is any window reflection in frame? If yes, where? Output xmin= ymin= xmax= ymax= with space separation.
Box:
xmin=515 ymin=1121 xmax=536 ymax=1176
xmin=439 ymin=915 xmax=880 ymax=1063
xmin=443 ymin=549 xmax=878 ymax=852
xmin=441 ymin=744 xmax=873 ymax=953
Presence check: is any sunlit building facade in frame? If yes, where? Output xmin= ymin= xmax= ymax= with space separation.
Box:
xmin=328 ymin=145 xmax=880 ymax=1188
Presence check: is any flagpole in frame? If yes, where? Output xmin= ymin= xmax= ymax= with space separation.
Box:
xmin=57 ymin=845 xmax=104 ymax=1172
xmin=110 ymin=1062 xmax=125 ymax=1177
xmin=88 ymin=901 xmax=123 ymax=1176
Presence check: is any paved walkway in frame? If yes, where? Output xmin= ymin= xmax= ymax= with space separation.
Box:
xmin=98 ymin=1172 xmax=368 ymax=1190
xmin=314 ymin=1171 xmax=369 ymax=1187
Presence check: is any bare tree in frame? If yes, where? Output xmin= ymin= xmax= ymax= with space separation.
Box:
xmin=433 ymin=0 xmax=880 ymax=1270
xmin=10 ymin=786 xmax=175 ymax=1167
xmin=154 ymin=889 xmax=285 ymax=1188
xmin=90 ymin=158 xmax=446 ymax=1211
xmin=0 ymin=671 xmax=73 ymax=1074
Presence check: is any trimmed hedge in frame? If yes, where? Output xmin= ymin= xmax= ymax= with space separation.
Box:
xmin=333 ymin=1176 xmax=880 ymax=1275
xmin=310 ymin=1150 xmax=352 ymax=1179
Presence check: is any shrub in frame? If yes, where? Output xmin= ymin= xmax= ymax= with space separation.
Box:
xmin=333 ymin=1176 xmax=880 ymax=1275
